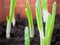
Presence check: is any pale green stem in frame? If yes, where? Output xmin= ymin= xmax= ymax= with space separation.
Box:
xmin=25 ymin=26 xmax=30 ymax=45
xmin=39 ymin=31 xmax=44 ymax=45
xmin=6 ymin=20 xmax=11 ymax=38
xmin=29 ymin=26 xmax=34 ymax=38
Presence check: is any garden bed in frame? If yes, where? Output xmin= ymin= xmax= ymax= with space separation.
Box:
xmin=0 ymin=14 xmax=60 ymax=45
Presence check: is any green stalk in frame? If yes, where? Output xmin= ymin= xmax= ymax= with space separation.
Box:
xmin=35 ymin=0 xmax=43 ymax=33
xmin=25 ymin=26 xmax=30 ymax=45
xmin=9 ymin=0 xmax=16 ymax=22
xmin=25 ymin=0 xmax=34 ymax=38
xmin=42 ymin=13 xmax=51 ymax=45
xmin=41 ymin=0 xmax=47 ymax=9
xmin=35 ymin=0 xmax=44 ymax=45
xmin=6 ymin=0 xmax=16 ymax=38
xmin=43 ymin=2 xmax=56 ymax=45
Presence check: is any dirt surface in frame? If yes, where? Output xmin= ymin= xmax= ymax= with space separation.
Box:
xmin=0 ymin=15 xmax=60 ymax=45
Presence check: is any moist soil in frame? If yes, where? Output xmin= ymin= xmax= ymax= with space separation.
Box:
xmin=0 ymin=15 xmax=60 ymax=45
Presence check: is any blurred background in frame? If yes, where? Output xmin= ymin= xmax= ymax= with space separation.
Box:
xmin=0 ymin=0 xmax=60 ymax=22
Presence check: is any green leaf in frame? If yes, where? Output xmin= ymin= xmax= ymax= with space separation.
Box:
xmin=25 ymin=26 xmax=30 ymax=45
xmin=35 ymin=0 xmax=43 ymax=31
xmin=43 ymin=13 xmax=52 ymax=45
xmin=46 ymin=1 xmax=56 ymax=39
xmin=26 ymin=0 xmax=33 ymax=28
xmin=44 ymin=2 xmax=56 ymax=45
xmin=48 ymin=1 xmax=57 ymax=39
xmin=41 ymin=0 xmax=47 ymax=9
xmin=35 ymin=1 xmax=44 ymax=45
xmin=45 ymin=13 xmax=51 ymax=36
xmin=25 ymin=0 xmax=34 ymax=38
xmin=9 ymin=0 xmax=16 ymax=23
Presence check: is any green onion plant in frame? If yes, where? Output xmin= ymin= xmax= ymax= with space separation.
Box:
xmin=6 ymin=0 xmax=16 ymax=38
xmin=25 ymin=0 xmax=34 ymax=38
xmin=35 ymin=0 xmax=56 ymax=45
xmin=25 ymin=26 xmax=30 ymax=45
xmin=35 ymin=0 xmax=44 ymax=45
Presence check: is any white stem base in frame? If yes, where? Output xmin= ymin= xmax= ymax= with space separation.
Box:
xmin=12 ymin=17 xmax=15 ymax=26
xmin=39 ymin=30 xmax=44 ymax=45
xmin=42 ymin=10 xmax=48 ymax=23
xmin=6 ymin=21 xmax=11 ymax=38
xmin=12 ymin=13 xmax=15 ymax=26
xmin=30 ymin=27 xmax=34 ymax=38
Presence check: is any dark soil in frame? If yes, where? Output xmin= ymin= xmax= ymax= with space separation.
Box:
xmin=0 ymin=15 xmax=60 ymax=45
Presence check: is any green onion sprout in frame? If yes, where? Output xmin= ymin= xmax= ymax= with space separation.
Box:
xmin=6 ymin=0 xmax=16 ymax=38
xmin=25 ymin=26 xmax=30 ymax=45
xmin=35 ymin=0 xmax=44 ymax=45
xmin=35 ymin=0 xmax=56 ymax=45
xmin=25 ymin=0 xmax=34 ymax=38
